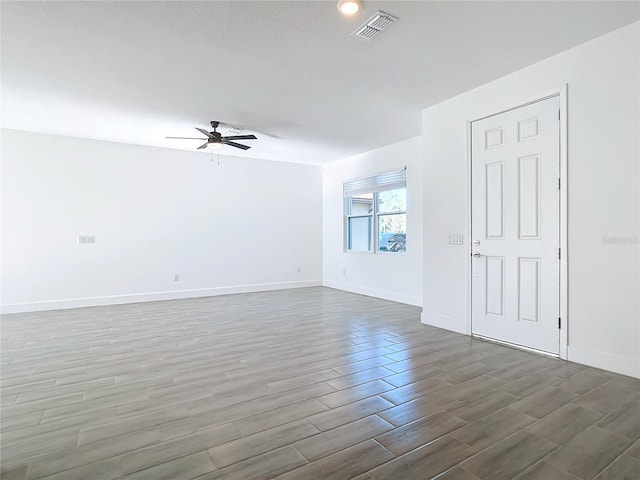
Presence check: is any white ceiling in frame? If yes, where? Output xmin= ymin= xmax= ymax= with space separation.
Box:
xmin=2 ymin=1 xmax=638 ymax=164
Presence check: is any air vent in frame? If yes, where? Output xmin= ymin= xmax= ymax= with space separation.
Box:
xmin=352 ymin=11 xmax=398 ymax=40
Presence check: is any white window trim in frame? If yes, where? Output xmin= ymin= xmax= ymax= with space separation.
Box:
xmin=343 ymin=168 xmax=406 ymax=254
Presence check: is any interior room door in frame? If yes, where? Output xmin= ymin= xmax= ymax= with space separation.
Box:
xmin=471 ymin=96 xmax=560 ymax=354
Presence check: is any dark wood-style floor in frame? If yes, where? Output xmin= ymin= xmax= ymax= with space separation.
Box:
xmin=1 ymin=287 xmax=638 ymax=479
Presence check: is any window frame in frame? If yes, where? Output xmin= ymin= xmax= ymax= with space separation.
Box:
xmin=343 ymin=169 xmax=407 ymax=254
xmin=345 ymin=196 xmax=374 ymax=252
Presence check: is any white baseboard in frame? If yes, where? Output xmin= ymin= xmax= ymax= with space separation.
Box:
xmin=322 ymin=280 xmax=422 ymax=307
xmin=567 ymin=345 xmax=640 ymax=379
xmin=420 ymin=311 xmax=469 ymax=335
xmin=0 ymin=280 xmax=323 ymax=314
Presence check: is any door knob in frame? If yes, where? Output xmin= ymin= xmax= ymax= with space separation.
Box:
xmin=471 ymin=252 xmax=482 ymax=258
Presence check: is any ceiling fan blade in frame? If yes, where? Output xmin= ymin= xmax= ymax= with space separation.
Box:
xmin=223 ymin=140 xmax=251 ymax=150
xmin=222 ymin=135 xmax=257 ymax=141
xmin=197 ymin=142 xmax=209 ymax=150
xmin=223 ymin=122 xmax=281 ymax=139
xmin=166 ymin=136 xmax=208 ymax=140
xmin=196 ymin=127 xmax=213 ymax=138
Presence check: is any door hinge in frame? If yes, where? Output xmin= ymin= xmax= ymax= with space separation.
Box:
xmin=558 ymin=178 xmax=561 ymax=190
xmin=558 ymin=317 xmax=561 ymax=329
xmin=558 ymin=248 xmax=561 ymax=260
xmin=558 ymin=109 xmax=561 ymax=120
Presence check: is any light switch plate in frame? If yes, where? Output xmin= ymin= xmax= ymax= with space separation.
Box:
xmin=448 ymin=234 xmax=463 ymax=245
xmin=78 ymin=235 xmax=96 ymax=244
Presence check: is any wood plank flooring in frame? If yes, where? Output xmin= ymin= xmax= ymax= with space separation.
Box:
xmin=1 ymin=287 xmax=639 ymax=479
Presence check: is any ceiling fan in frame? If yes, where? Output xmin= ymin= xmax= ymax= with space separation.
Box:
xmin=166 ymin=121 xmax=257 ymax=150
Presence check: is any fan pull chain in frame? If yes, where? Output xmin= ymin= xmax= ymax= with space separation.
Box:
xmin=209 ymin=149 xmax=220 ymax=166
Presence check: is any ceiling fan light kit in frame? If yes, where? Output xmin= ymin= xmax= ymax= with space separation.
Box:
xmin=337 ymin=0 xmax=362 ymax=16
xmin=166 ymin=121 xmax=257 ymax=151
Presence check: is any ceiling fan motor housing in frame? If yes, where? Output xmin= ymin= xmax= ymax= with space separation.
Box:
xmin=166 ymin=121 xmax=256 ymax=150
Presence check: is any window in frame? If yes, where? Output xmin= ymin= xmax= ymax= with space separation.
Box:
xmin=344 ymin=168 xmax=406 ymax=253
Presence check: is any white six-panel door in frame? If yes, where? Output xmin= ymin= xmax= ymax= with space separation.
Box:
xmin=471 ymin=96 xmax=560 ymax=354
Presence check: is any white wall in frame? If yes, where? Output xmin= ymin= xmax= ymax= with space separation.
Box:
xmin=1 ymin=129 xmax=323 ymax=312
xmin=421 ymin=23 xmax=640 ymax=377
xmin=323 ymin=136 xmax=423 ymax=306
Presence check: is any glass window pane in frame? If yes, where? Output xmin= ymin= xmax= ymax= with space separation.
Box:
xmin=348 ymin=216 xmax=372 ymax=251
xmin=378 ymin=188 xmax=406 ymax=214
xmin=348 ymin=193 xmax=374 ymax=215
xmin=378 ymin=214 xmax=406 ymax=252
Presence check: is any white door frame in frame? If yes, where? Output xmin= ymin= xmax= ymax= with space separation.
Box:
xmin=465 ymin=85 xmax=568 ymax=360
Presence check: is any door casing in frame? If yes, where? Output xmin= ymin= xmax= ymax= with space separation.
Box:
xmin=465 ymin=86 xmax=568 ymax=360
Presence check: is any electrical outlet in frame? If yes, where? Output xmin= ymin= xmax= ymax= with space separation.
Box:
xmin=296 ymin=266 xmax=301 ymax=274
xmin=78 ymin=235 xmax=96 ymax=244
xmin=342 ymin=268 xmax=347 ymax=275
xmin=174 ymin=274 xmax=180 ymax=282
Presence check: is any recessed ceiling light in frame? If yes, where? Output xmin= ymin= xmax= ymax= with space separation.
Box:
xmin=337 ymin=0 xmax=362 ymax=16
